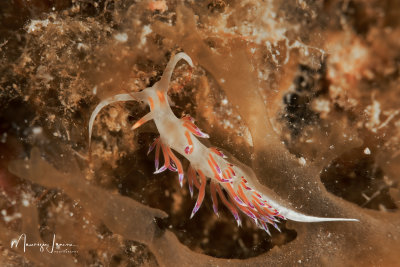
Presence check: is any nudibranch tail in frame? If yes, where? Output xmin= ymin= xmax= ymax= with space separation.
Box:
xmin=278 ymin=208 xmax=359 ymax=223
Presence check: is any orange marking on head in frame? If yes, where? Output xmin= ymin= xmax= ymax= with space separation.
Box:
xmin=157 ymin=91 xmax=166 ymax=104
xmin=148 ymin=97 xmax=154 ymax=110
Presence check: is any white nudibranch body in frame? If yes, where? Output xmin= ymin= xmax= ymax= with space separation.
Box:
xmin=88 ymin=52 xmax=358 ymax=234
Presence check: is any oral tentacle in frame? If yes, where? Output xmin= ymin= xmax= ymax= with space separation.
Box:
xmin=88 ymin=92 xmax=146 ymax=147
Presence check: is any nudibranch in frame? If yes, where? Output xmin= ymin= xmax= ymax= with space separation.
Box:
xmin=88 ymin=52 xmax=358 ymax=235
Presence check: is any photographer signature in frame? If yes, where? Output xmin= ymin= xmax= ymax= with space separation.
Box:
xmin=11 ymin=233 xmax=78 ymax=254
